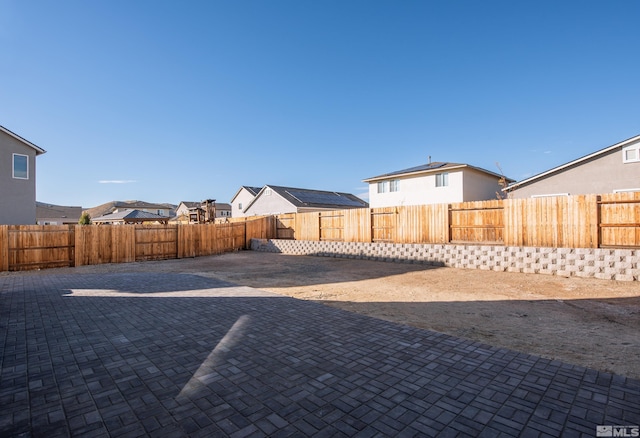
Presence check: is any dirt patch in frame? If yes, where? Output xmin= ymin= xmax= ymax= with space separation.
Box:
xmin=8 ymin=251 xmax=640 ymax=380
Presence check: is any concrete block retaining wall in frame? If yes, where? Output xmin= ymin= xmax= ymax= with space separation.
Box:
xmin=250 ymin=239 xmax=640 ymax=282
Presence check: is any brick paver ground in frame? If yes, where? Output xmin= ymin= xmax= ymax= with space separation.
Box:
xmin=1 ymin=271 xmax=638 ymax=437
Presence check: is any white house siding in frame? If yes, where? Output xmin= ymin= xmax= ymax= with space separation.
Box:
xmin=368 ymin=171 xmax=464 ymax=208
xmin=509 ymin=147 xmax=640 ymax=198
xmin=244 ymin=193 xmax=296 ymax=216
xmin=232 ymin=189 xmax=259 ymax=217
xmin=0 ymin=135 xmax=38 ymax=224
xmin=462 ymin=169 xmax=504 ymax=202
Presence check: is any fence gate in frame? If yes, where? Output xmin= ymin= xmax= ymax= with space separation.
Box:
xmin=7 ymin=225 xmax=75 ymax=271
xmin=319 ymin=211 xmax=344 ymax=241
xmin=371 ymin=208 xmax=397 ymax=243
xmin=597 ymin=196 xmax=640 ymax=248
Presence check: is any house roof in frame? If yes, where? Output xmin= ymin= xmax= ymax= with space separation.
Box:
xmin=36 ymin=202 xmax=82 ymax=219
xmin=180 ymin=201 xmax=231 ymax=210
xmin=0 ymin=125 xmax=47 ymax=155
xmin=363 ymin=162 xmax=513 ymax=183
xmin=179 ymin=201 xmax=201 ymax=209
xmin=92 ymin=209 xmax=168 ymax=223
xmin=504 ymin=134 xmax=640 ymax=192
xmin=230 ymin=186 xmax=263 ymax=203
xmin=246 ymin=185 xmax=368 ymax=212
xmin=84 ymin=200 xmax=176 ymax=219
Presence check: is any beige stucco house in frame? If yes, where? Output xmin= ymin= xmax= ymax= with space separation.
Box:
xmin=504 ymin=134 xmax=640 ymax=198
xmin=363 ymin=162 xmax=513 ymax=208
xmin=0 ymin=125 xmax=46 ymax=224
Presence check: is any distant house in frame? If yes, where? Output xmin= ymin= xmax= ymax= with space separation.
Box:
xmin=84 ymin=200 xmax=175 ymax=220
xmin=174 ymin=201 xmax=201 ymax=222
xmin=91 ymin=209 xmax=170 ymax=225
xmin=175 ymin=200 xmax=233 ymax=223
xmin=230 ymin=186 xmax=262 ymax=218
xmin=242 ymin=185 xmax=368 ymax=216
xmin=504 ymin=134 xmax=640 ymax=198
xmin=36 ymin=202 xmax=82 ymax=225
xmin=363 ymin=161 xmax=513 ymax=208
xmin=0 ymin=125 xmax=46 ymax=224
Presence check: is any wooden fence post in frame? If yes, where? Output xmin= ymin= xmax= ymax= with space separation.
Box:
xmin=0 ymin=225 xmax=8 ymax=272
xmin=594 ymin=195 xmax=602 ymax=248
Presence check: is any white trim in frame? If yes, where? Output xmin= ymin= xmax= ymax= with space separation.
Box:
xmin=1 ymin=125 xmax=46 ymax=154
xmin=530 ymin=193 xmax=570 ymax=198
xmin=613 ymin=188 xmax=640 ymax=193
xmin=12 ymin=153 xmax=29 ymax=179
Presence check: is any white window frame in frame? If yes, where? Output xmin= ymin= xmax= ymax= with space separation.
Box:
xmin=12 ymin=153 xmax=29 ymax=179
xmin=377 ymin=181 xmax=388 ymax=193
xmin=623 ymin=145 xmax=640 ymax=163
xmin=435 ymin=172 xmax=448 ymax=187
xmin=389 ymin=179 xmax=399 ymax=192
xmin=265 ymin=188 xmax=272 ymax=196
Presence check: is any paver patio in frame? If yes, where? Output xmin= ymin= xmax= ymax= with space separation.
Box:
xmin=0 ymin=271 xmax=638 ymax=437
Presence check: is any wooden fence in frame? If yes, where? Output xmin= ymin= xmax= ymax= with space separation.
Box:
xmin=2 ymin=193 xmax=639 ymax=272
xmin=275 ymin=192 xmax=640 ymax=249
xmin=1 ymin=217 xmax=275 ymax=272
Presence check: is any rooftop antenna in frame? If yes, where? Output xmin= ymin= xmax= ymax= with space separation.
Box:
xmin=428 ymin=155 xmax=432 ymax=165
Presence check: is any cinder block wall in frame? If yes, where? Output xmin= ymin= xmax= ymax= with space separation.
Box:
xmin=250 ymin=239 xmax=640 ymax=282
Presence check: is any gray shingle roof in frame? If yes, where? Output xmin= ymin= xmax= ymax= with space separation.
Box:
xmin=92 ymin=209 xmax=167 ymax=222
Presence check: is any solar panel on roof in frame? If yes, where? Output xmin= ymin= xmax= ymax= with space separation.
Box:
xmin=424 ymin=162 xmax=446 ymax=170
xmin=286 ymin=190 xmax=364 ymax=207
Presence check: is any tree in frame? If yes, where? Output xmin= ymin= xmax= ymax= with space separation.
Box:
xmin=78 ymin=212 xmax=92 ymax=225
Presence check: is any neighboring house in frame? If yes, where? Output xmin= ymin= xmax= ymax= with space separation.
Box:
xmin=84 ymin=200 xmax=175 ymax=220
xmin=173 ymin=201 xmax=200 ymax=222
xmin=91 ymin=209 xmax=170 ymax=225
xmin=0 ymin=125 xmax=46 ymax=224
xmin=363 ymin=161 xmax=514 ymax=208
xmin=504 ymin=134 xmax=640 ymax=198
xmin=174 ymin=200 xmax=233 ymax=223
xmin=36 ymin=202 xmax=82 ymax=225
xmin=230 ymin=186 xmax=262 ymax=218
xmin=242 ymin=185 xmax=368 ymax=216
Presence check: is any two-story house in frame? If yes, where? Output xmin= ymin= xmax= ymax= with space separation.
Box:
xmin=364 ymin=161 xmax=513 ymax=208
xmin=1 ymin=125 xmax=46 ymax=224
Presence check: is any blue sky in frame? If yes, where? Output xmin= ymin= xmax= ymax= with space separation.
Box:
xmin=2 ymin=1 xmax=639 ymax=208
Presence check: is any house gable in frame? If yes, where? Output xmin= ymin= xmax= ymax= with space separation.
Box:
xmin=231 ymin=186 xmax=263 ymax=217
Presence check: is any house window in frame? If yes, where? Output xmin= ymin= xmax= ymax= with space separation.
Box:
xmin=435 ymin=173 xmax=448 ymax=187
xmin=623 ymin=145 xmax=640 ymax=163
xmin=389 ymin=180 xmax=399 ymax=192
xmin=377 ymin=181 xmax=388 ymax=193
xmin=13 ymin=154 xmax=28 ymax=179
xmin=265 ymin=188 xmax=272 ymax=196
xmin=238 ymin=203 xmax=243 ymax=210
